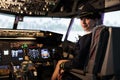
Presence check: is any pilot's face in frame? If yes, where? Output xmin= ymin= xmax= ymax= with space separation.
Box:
xmin=80 ymin=17 xmax=97 ymax=32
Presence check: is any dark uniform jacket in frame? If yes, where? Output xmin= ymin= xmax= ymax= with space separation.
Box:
xmin=64 ymin=33 xmax=92 ymax=70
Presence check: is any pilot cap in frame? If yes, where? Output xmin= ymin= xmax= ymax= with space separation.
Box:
xmin=78 ymin=3 xmax=101 ymax=19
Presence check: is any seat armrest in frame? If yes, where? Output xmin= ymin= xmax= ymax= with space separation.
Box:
xmin=70 ymin=69 xmax=85 ymax=75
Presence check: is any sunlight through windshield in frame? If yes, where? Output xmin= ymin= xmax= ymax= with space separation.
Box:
xmin=0 ymin=10 xmax=120 ymax=42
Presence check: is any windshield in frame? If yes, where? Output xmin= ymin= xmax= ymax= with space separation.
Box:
xmin=0 ymin=10 xmax=120 ymax=42
xmin=17 ymin=17 xmax=84 ymax=42
xmin=18 ymin=17 xmax=70 ymax=31
xmin=0 ymin=13 xmax=84 ymax=42
xmin=0 ymin=13 xmax=15 ymax=29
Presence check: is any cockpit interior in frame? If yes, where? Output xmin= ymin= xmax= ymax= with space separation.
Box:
xmin=0 ymin=0 xmax=120 ymax=80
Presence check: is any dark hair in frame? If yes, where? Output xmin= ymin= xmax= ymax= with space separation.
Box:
xmin=78 ymin=3 xmax=101 ymax=19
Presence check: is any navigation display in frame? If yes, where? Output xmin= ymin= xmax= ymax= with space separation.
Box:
xmin=11 ymin=49 xmax=24 ymax=61
xmin=41 ymin=49 xmax=50 ymax=59
xmin=28 ymin=48 xmax=40 ymax=60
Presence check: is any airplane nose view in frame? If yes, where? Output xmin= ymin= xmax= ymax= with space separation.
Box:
xmin=0 ymin=0 xmax=120 ymax=80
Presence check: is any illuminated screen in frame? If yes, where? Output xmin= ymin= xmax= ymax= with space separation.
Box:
xmin=41 ymin=49 xmax=50 ymax=59
xmin=4 ymin=50 xmax=9 ymax=55
xmin=13 ymin=65 xmax=20 ymax=70
xmin=28 ymin=48 xmax=39 ymax=59
xmin=11 ymin=49 xmax=24 ymax=61
xmin=0 ymin=65 xmax=9 ymax=69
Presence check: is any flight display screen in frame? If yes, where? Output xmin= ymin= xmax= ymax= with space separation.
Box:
xmin=28 ymin=48 xmax=40 ymax=60
xmin=40 ymin=49 xmax=50 ymax=59
xmin=11 ymin=49 xmax=24 ymax=62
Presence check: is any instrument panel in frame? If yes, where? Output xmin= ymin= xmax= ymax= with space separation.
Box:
xmin=0 ymin=29 xmax=44 ymax=37
xmin=0 ymin=29 xmax=63 ymax=66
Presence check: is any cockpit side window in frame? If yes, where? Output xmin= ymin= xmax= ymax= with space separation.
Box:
xmin=103 ymin=11 xmax=120 ymax=27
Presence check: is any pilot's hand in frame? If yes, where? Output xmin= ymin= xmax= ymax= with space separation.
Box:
xmin=57 ymin=69 xmax=64 ymax=80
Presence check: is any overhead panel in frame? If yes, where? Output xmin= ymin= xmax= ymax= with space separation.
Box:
xmin=0 ymin=0 xmax=56 ymax=16
xmin=0 ymin=0 xmax=120 ymax=17
xmin=0 ymin=0 xmax=78 ymax=17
